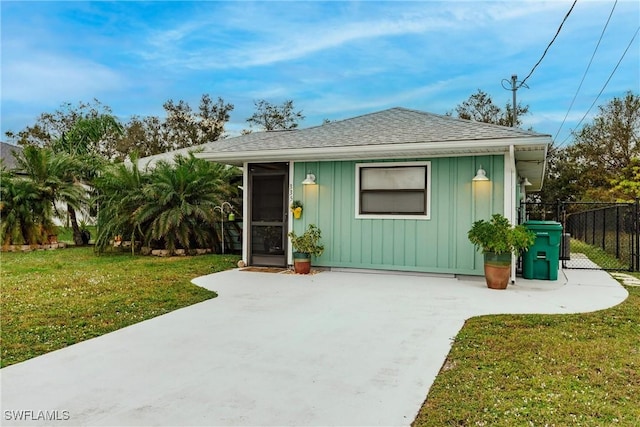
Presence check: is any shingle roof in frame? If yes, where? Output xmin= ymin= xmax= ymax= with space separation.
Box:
xmin=140 ymin=107 xmax=550 ymax=167
xmin=211 ymin=107 xmax=548 ymax=153
xmin=0 ymin=142 xmax=23 ymax=170
xmin=139 ymin=107 xmax=551 ymax=189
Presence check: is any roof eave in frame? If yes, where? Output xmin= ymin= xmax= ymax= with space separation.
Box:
xmin=196 ymin=136 xmax=550 ymax=166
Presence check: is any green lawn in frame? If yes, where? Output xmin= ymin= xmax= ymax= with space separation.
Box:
xmin=0 ymin=247 xmax=239 ymax=367
xmin=55 ymin=226 xmax=97 ymax=244
xmin=413 ymin=274 xmax=640 ymax=426
xmin=4 ymin=245 xmax=639 ymax=425
xmin=571 ymin=238 xmax=630 ymax=270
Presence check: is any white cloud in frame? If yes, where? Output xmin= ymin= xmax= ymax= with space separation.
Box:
xmin=135 ymin=1 xmax=576 ymax=74
xmin=135 ymin=2 xmax=494 ymax=71
xmin=2 ymin=51 xmax=126 ymax=104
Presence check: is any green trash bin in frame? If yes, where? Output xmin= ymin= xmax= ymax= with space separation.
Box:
xmin=522 ymin=221 xmax=563 ymax=280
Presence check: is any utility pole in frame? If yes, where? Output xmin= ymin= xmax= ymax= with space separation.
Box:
xmin=502 ymin=74 xmax=527 ymax=127
xmin=511 ymin=75 xmax=517 ymax=127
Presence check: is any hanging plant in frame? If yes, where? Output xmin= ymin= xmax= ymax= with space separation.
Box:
xmin=290 ymin=200 xmax=303 ymax=219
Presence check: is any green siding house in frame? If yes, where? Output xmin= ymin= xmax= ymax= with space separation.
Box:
xmin=144 ymin=107 xmax=551 ymax=276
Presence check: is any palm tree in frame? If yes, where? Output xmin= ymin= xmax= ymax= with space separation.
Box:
xmin=50 ymin=115 xmax=121 ymax=245
xmin=52 ymin=115 xmax=123 ymax=158
xmin=93 ymin=157 xmax=149 ymax=254
xmin=11 ymin=146 xmax=87 ymax=244
xmin=0 ymin=166 xmax=48 ymax=246
xmin=135 ymin=154 xmax=236 ymax=253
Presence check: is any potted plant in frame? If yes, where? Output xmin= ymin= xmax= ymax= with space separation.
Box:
xmin=468 ymin=213 xmax=535 ymax=289
xmin=290 ymin=200 xmax=303 ymax=219
xmin=288 ymin=224 xmax=324 ymax=274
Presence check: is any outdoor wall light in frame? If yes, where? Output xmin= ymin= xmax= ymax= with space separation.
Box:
xmin=521 ymin=177 xmax=532 ymax=186
xmin=472 ymin=166 xmax=489 ymax=182
xmin=302 ymin=172 xmax=316 ymax=185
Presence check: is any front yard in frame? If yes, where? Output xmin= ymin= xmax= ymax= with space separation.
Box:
xmin=2 ymin=246 xmax=639 ymax=425
xmin=0 ymin=247 xmax=239 ymax=367
xmin=413 ymin=274 xmax=640 ymax=426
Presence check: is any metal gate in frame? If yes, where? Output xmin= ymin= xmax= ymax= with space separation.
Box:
xmin=519 ymin=200 xmax=640 ymax=271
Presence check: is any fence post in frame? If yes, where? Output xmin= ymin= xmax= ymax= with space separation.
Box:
xmin=616 ymin=205 xmax=621 ymax=261
xmin=602 ymin=208 xmax=606 ymax=250
xmin=631 ymin=197 xmax=640 ymax=271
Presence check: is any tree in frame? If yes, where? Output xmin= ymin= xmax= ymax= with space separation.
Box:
xmin=450 ymin=89 xmax=529 ymax=127
xmin=135 ymin=154 xmax=236 ymax=253
xmin=5 ymin=99 xmax=122 ymax=160
xmin=53 ymin=115 xmax=123 ymax=158
xmin=196 ymin=94 xmax=235 ymax=142
xmin=533 ymin=147 xmax=583 ymax=203
xmin=116 ymin=115 xmax=166 ymax=159
xmin=609 ymin=157 xmax=640 ymax=201
xmin=0 ymin=167 xmax=46 ymax=246
xmin=4 ymin=146 xmax=87 ymax=245
xmin=246 ymin=100 xmax=304 ymax=131
xmin=537 ymin=91 xmax=639 ymax=203
xmin=93 ymin=153 xmax=238 ymax=255
xmin=162 ymin=94 xmax=234 ymax=150
xmin=117 ymin=94 xmax=234 ymax=158
xmin=6 ymin=95 xmax=232 ymax=161
xmin=569 ymin=91 xmax=639 ymax=178
xmin=93 ymin=156 xmax=150 ymax=254
xmin=45 ymin=115 xmax=121 ymax=245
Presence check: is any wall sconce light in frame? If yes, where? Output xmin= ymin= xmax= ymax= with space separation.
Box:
xmin=521 ymin=177 xmax=532 ymax=186
xmin=302 ymin=172 xmax=316 ymax=185
xmin=472 ymin=165 xmax=489 ymax=182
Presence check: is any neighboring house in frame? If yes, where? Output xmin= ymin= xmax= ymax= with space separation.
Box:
xmin=140 ymin=107 xmax=551 ymax=276
xmin=0 ymin=141 xmax=92 ymax=228
xmin=0 ymin=141 xmax=24 ymax=172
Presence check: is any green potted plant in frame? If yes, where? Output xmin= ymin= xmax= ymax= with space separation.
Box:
xmin=288 ymin=224 xmax=324 ymax=274
xmin=468 ymin=213 xmax=535 ymax=289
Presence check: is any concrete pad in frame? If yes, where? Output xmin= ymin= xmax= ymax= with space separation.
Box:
xmin=0 ymin=269 xmax=628 ymax=426
xmin=610 ymin=272 xmax=640 ymax=287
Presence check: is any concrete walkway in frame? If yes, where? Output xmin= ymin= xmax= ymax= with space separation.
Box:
xmin=0 ymin=269 xmax=628 ymax=426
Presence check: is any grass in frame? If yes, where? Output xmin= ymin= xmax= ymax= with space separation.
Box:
xmin=0 ymin=247 xmax=240 ymax=367
xmin=571 ymin=230 xmax=633 ymax=270
xmin=55 ymin=226 xmax=97 ymax=244
xmin=413 ymin=277 xmax=640 ymax=426
xmin=571 ymin=238 xmax=630 ymax=270
xmin=4 ymin=240 xmax=639 ymax=424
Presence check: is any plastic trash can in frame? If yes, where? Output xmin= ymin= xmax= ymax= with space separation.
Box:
xmin=522 ymin=221 xmax=563 ymax=280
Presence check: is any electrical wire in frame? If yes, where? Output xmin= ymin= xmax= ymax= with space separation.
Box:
xmin=519 ymin=0 xmax=577 ymax=89
xmin=553 ymin=0 xmax=617 ymax=143
xmin=557 ymin=25 xmax=640 ymax=147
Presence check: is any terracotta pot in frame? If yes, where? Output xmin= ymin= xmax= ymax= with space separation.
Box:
xmin=483 ymin=252 xmax=512 ymax=290
xmin=293 ymin=252 xmax=311 ymax=274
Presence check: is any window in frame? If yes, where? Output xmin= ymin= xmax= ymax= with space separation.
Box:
xmin=355 ymin=162 xmax=431 ymax=219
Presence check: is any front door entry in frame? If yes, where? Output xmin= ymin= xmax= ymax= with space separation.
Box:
xmin=248 ymin=163 xmax=289 ymax=267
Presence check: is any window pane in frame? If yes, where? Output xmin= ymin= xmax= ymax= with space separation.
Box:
xmin=361 ymin=167 xmax=425 ymax=190
xmin=251 ymin=226 xmax=284 ymax=255
xmin=361 ymin=192 xmax=425 ymax=214
xmin=251 ymin=175 xmax=284 ymax=221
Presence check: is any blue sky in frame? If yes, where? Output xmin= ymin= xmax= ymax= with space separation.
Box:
xmin=2 ymin=1 xmax=638 ymax=147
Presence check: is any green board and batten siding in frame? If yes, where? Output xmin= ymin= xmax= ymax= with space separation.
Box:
xmin=291 ymin=156 xmax=505 ymax=275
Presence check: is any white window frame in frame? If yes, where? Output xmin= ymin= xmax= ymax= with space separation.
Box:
xmin=355 ymin=161 xmax=431 ymax=220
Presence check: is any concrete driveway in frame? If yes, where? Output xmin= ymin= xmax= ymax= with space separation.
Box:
xmin=0 ymin=269 xmax=628 ymax=426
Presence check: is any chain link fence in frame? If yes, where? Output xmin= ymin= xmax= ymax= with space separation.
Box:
xmin=519 ymin=200 xmax=639 ymax=271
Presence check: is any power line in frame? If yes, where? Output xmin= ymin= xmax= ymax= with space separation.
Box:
xmin=553 ymin=0 xmax=617 ymax=143
xmin=557 ymin=25 xmax=640 ymax=148
xmin=519 ymin=0 xmax=577 ymax=89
